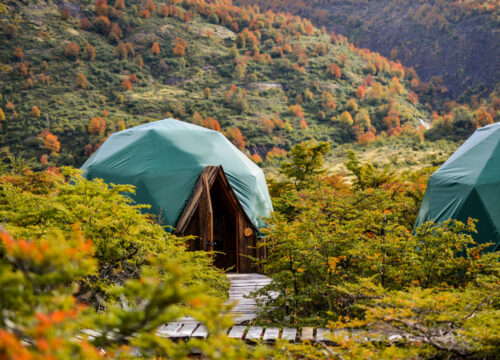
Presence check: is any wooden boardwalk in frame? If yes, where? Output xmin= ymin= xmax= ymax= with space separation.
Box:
xmin=226 ymin=273 xmax=271 ymax=324
xmin=156 ymin=274 xmax=370 ymax=343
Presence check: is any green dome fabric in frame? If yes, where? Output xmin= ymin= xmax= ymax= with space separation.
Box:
xmin=81 ymin=119 xmax=273 ymax=230
xmin=415 ymin=123 xmax=500 ymax=252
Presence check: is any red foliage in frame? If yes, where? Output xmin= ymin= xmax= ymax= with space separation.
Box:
xmin=60 ymin=8 xmax=71 ymax=20
xmin=79 ymin=17 xmax=91 ymax=30
xmin=109 ymin=23 xmax=123 ymax=41
xmin=64 ymin=43 xmax=80 ymax=59
xmin=94 ymin=16 xmax=111 ymax=34
xmin=140 ymin=8 xmax=151 ymax=18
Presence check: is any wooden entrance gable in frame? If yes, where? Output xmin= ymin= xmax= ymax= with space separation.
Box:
xmin=175 ymin=166 xmax=259 ymax=273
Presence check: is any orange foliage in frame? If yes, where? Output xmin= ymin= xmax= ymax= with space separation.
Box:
xmin=129 ymin=74 xmax=138 ymax=83
xmin=327 ymin=63 xmax=341 ymax=79
xmin=151 ymin=42 xmax=160 ymax=55
xmin=40 ymin=131 xmax=61 ymax=154
xmin=95 ymin=0 xmax=108 ymax=16
xmin=299 ymin=118 xmax=309 ymax=129
xmin=40 ymin=154 xmax=48 ymax=167
xmin=14 ymin=47 xmax=23 ymax=60
xmin=114 ymin=0 xmax=125 ymax=10
xmin=355 ymin=85 xmax=367 ymax=99
xmin=64 ymin=43 xmax=80 ymax=59
xmin=60 ymin=8 xmax=71 ymax=20
xmin=140 ymin=8 xmax=151 ymax=18
xmin=31 ymin=106 xmax=41 ymax=117
xmin=83 ymin=43 xmax=95 ymax=60
xmin=225 ymin=127 xmax=247 ymax=150
xmin=266 ymin=146 xmax=287 ymax=160
xmin=94 ymin=16 xmax=111 ymax=34
xmin=88 ymin=116 xmax=107 ymax=135
xmin=75 ymin=73 xmax=87 ymax=88
xmin=121 ymin=78 xmax=132 ymax=91
xmin=145 ymin=0 xmax=156 ymax=12
xmin=79 ymin=17 xmax=91 ymax=30
xmin=249 ymin=153 xmax=263 ymax=164
xmin=289 ymin=104 xmax=304 ymax=118
xmin=172 ymin=37 xmax=186 ymax=56
xmin=204 ymin=117 xmax=220 ymax=131
xmin=357 ymin=131 xmax=376 ymax=145
xmin=109 ymin=23 xmax=123 ymax=41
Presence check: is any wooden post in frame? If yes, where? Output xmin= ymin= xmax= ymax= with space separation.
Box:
xmin=202 ymin=173 xmax=214 ymax=266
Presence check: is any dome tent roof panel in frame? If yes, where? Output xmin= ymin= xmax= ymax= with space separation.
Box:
xmin=81 ymin=119 xmax=273 ymax=229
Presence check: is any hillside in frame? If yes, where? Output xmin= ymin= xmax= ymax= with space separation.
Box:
xmin=235 ymin=0 xmax=500 ymax=104
xmin=0 ymin=0 xmax=430 ymax=169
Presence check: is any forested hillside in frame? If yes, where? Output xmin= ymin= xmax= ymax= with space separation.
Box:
xmin=0 ymin=0 xmax=433 ymax=168
xmin=235 ymin=0 xmax=500 ymax=105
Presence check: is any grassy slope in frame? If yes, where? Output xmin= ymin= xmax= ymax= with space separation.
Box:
xmin=0 ymin=0 xmax=430 ymax=169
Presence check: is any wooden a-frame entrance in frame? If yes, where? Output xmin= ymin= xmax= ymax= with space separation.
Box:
xmin=175 ymin=166 xmax=259 ymax=273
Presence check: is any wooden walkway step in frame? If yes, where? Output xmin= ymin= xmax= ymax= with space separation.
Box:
xmin=157 ymin=322 xmax=343 ymax=343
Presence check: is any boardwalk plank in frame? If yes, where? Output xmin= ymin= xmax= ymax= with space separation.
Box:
xmin=281 ymin=328 xmax=297 ymax=341
xmin=246 ymin=326 xmax=263 ymax=341
xmin=228 ymin=326 xmax=246 ymax=339
xmin=191 ymin=325 xmax=208 ymax=339
xmin=263 ymin=327 xmax=280 ymax=342
xmin=157 ymin=322 xmax=182 ymax=337
xmin=301 ymin=327 xmax=314 ymax=341
xmin=176 ymin=323 xmax=198 ymax=338
xmin=316 ymin=328 xmax=331 ymax=342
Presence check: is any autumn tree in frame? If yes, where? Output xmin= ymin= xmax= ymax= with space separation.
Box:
xmin=75 ymin=73 xmax=87 ymax=88
xmin=88 ymin=116 xmax=107 ymax=135
xmin=14 ymin=47 xmax=23 ymax=60
xmin=389 ymin=76 xmax=403 ymax=94
xmin=113 ymin=0 xmax=125 ymax=10
xmin=225 ymin=127 xmax=246 ymax=150
xmin=289 ymin=104 xmax=304 ymax=118
xmin=0 ymin=108 xmax=5 ymax=122
xmin=64 ymin=43 xmax=80 ymax=60
xmin=95 ymin=0 xmax=108 ymax=16
xmin=355 ymin=85 xmax=367 ymax=99
xmin=337 ymin=111 xmax=354 ymax=127
xmin=345 ymin=98 xmax=358 ymax=112
xmin=31 ymin=106 xmax=41 ymax=117
xmin=93 ymin=16 xmax=111 ymax=34
xmin=355 ymin=108 xmax=371 ymax=130
xmin=203 ymin=87 xmax=211 ymax=99
xmin=172 ymin=37 xmax=186 ymax=56
xmin=79 ymin=17 xmax=91 ymax=30
xmin=145 ymin=0 xmax=156 ymax=12
xmin=121 ymin=78 xmax=132 ymax=91
xmin=109 ymin=23 xmax=123 ymax=42
xmin=151 ymin=41 xmax=160 ymax=55
xmin=40 ymin=131 xmax=60 ymax=154
xmin=327 ymin=63 xmax=341 ymax=79
xmin=83 ymin=43 xmax=95 ymax=61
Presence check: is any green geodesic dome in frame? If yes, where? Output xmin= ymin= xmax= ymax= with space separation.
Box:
xmin=81 ymin=119 xmax=273 ymax=230
xmin=415 ymin=123 xmax=500 ymax=252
